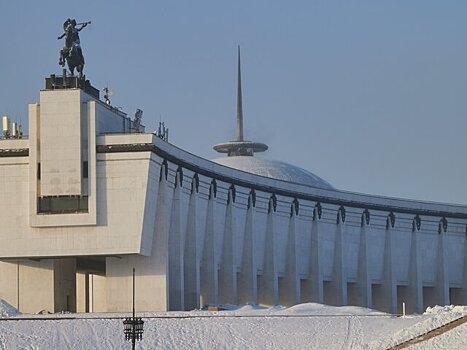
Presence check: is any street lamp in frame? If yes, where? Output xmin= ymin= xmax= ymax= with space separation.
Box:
xmin=123 ymin=268 xmax=144 ymax=350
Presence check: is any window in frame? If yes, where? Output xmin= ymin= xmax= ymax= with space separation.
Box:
xmin=38 ymin=195 xmax=88 ymax=214
xmin=83 ymin=161 xmax=88 ymax=179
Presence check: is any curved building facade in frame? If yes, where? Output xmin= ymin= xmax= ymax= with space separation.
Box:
xmin=0 ymin=72 xmax=466 ymax=315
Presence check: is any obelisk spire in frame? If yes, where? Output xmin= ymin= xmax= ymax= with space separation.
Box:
xmin=213 ymin=47 xmax=268 ymax=156
xmin=236 ymin=46 xmax=244 ymax=142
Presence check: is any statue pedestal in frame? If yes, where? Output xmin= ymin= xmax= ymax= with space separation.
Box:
xmin=45 ymin=73 xmax=99 ymax=99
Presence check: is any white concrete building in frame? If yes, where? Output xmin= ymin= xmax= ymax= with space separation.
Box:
xmin=0 ymin=64 xmax=466 ymax=314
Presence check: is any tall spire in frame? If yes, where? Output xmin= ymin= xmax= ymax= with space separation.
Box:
xmin=236 ymin=46 xmax=244 ymax=142
xmin=213 ymin=47 xmax=268 ymax=157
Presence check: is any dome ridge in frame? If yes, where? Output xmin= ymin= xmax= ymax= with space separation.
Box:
xmin=213 ymin=156 xmax=334 ymax=189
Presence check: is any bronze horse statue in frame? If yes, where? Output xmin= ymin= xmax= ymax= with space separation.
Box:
xmin=64 ymin=43 xmax=85 ymax=77
xmin=58 ymin=19 xmax=90 ymax=78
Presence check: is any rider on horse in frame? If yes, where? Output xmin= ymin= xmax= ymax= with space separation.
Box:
xmin=58 ymin=18 xmax=88 ymax=67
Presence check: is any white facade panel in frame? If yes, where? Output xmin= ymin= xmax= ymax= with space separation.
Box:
xmin=0 ymin=81 xmax=466 ymax=313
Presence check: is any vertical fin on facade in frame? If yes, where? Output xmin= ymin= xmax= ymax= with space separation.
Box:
xmin=183 ymin=184 xmax=201 ymax=310
xmin=434 ymin=219 xmax=449 ymax=306
xmin=309 ymin=208 xmax=324 ymax=303
xmin=407 ymin=216 xmax=423 ymax=313
xmin=200 ymin=190 xmax=219 ymax=306
xmin=238 ymin=200 xmax=257 ymax=304
xmin=168 ymin=177 xmax=185 ymax=310
xmin=329 ymin=208 xmax=348 ymax=306
xmin=356 ymin=211 xmax=371 ymax=308
xmin=219 ymin=189 xmax=238 ymax=304
xmin=281 ymin=204 xmax=300 ymax=306
xmin=379 ymin=213 xmax=397 ymax=314
xmin=259 ymin=203 xmax=279 ymax=306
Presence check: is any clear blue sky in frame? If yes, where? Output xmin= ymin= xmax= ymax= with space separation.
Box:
xmin=1 ymin=1 xmax=466 ymax=204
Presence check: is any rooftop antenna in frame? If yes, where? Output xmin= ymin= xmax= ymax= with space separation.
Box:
xmin=213 ymin=46 xmax=268 ymax=157
xmin=103 ymin=86 xmax=113 ymax=105
xmin=2 ymin=115 xmax=22 ymax=139
xmin=2 ymin=115 xmax=10 ymax=138
xmin=19 ymin=116 xmax=23 ymax=138
xmin=155 ymin=116 xmax=169 ymax=142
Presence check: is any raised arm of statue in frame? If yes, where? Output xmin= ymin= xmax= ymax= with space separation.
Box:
xmin=76 ymin=22 xmax=90 ymax=32
xmin=57 ymin=32 xmax=66 ymax=40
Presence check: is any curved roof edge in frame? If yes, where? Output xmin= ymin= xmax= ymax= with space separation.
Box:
xmin=97 ymin=134 xmax=467 ymax=219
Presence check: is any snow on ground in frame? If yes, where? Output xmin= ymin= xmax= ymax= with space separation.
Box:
xmin=407 ymin=323 xmax=467 ymax=350
xmin=368 ymin=305 xmax=466 ymax=349
xmin=0 ymin=301 xmax=465 ymax=350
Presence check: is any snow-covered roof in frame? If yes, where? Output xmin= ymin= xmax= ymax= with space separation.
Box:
xmin=212 ymin=156 xmax=334 ymax=190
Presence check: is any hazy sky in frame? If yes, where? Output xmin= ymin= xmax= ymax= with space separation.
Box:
xmin=1 ymin=1 xmax=466 ymax=204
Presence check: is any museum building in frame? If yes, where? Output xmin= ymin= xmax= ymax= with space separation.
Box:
xmin=0 ymin=54 xmax=466 ymax=314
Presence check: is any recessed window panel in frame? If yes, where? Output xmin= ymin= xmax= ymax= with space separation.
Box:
xmin=38 ymin=195 xmax=88 ymax=214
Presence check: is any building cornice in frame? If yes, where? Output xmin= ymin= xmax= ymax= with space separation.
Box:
xmin=96 ymin=140 xmax=467 ymax=220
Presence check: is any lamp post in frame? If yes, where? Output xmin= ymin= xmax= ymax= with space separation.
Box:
xmin=123 ymin=268 xmax=144 ymax=350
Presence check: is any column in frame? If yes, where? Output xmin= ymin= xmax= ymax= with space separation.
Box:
xmin=184 ymin=181 xmax=201 ymax=310
xmin=168 ymin=172 xmax=185 ymax=311
xmin=407 ymin=217 xmax=423 ymax=314
xmin=200 ymin=182 xmax=219 ymax=306
xmin=280 ymin=204 xmax=300 ymax=306
xmin=309 ymin=210 xmax=324 ymax=303
xmin=434 ymin=220 xmax=449 ymax=306
xmin=219 ymin=188 xmax=238 ymax=304
xmin=258 ymin=198 xmax=279 ymax=306
xmin=356 ymin=213 xmax=371 ymax=308
xmin=328 ymin=207 xmax=347 ymax=306
xmin=380 ymin=216 xmax=397 ymax=314
xmin=238 ymin=194 xmax=258 ymax=305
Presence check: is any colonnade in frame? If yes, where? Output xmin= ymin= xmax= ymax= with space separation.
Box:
xmin=153 ymin=164 xmax=466 ymax=313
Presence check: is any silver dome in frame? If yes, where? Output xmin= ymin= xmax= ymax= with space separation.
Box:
xmin=213 ymin=156 xmax=334 ymax=190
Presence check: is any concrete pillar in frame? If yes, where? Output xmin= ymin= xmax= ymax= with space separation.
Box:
xmin=184 ymin=187 xmax=201 ymax=310
xmin=238 ymin=197 xmax=258 ymax=305
xmin=89 ymin=274 xmax=106 ymax=313
xmin=258 ymin=200 xmax=279 ymax=306
xmin=219 ymin=189 xmax=238 ymax=305
xmin=200 ymin=183 xmax=219 ymax=307
xmin=328 ymin=208 xmax=347 ymax=306
xmin=280 ymin=209 xmax=300 ymax=306
xmin=434 ymin=221 xmax=449 ymax=306
xmin=168 ymin=175 xmax=185 ymax=311
xmin=76 ymin=273 xmax=86 ymax=312
xmin=53 ymin=258 xmax=77 ymax=312
xmin=407 ymin=218 xmax=423 ymax=314
xmin=379 ymin=218 xmax=397 ymax=314
xmin=355 ymin=215 xmax=371 ymax=308
xmin=309 ymin=214 xmax=324 ymax=303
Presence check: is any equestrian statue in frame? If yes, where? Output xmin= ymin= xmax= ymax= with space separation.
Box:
xmin=58 ymin=18 xmax=91 ymax=78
